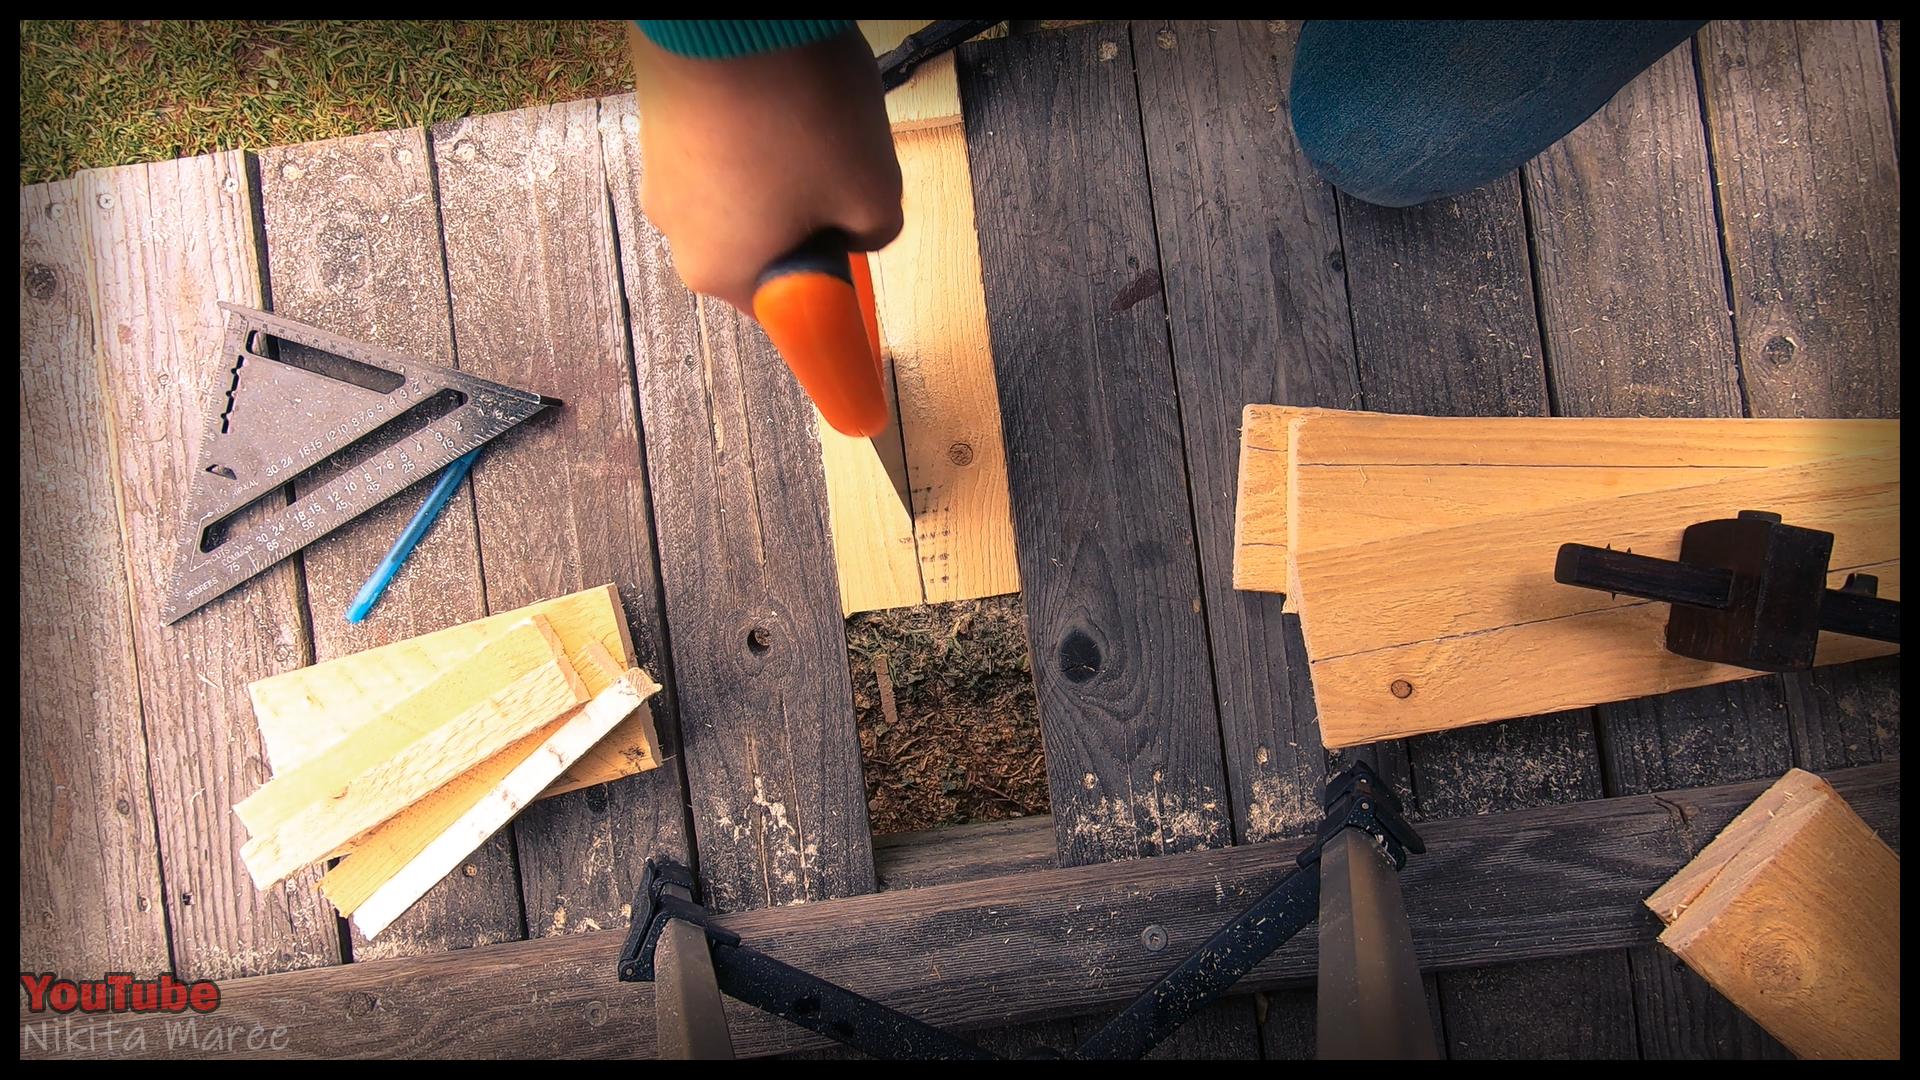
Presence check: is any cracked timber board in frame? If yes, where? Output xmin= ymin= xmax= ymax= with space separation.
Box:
xmin=432 ymin=97 xmax=694 ymax=942
xmin=257 ymin=128 xmax=523 ymax=960
xmin=20 ymin=178 xmax=172 ymax=977
xmin=819 ymin=22 xmax=1020 ymax=615
xmin=601 ymin=94 xmax=875 ymax=913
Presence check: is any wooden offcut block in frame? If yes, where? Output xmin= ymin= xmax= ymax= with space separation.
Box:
xmin=237 ymin=617 xmax=590 ymax=888
xmin=349 ymin=664 xmax=660 ymax=939
xmin=1648 ymin=769 xmax=1899 ymax=1059
xmin=247 ymin=583 xmax=654 ymax=798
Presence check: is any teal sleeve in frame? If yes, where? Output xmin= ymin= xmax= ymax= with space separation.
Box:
xmin=635 ymin=20 xmax=855 ymax=59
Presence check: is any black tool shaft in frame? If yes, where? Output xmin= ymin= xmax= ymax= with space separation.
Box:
xmin=710 ymin=945 xmax=994 ymax=1060
xmin=1072 ymin=858 xmax=1321 ymax=1059
xmin=1554 ymin=543 xmax=1734 ymax=609
xmin=876 ymin=20 xmax=1004 ymax=89
xmin=1820 ymin=587 xmax=1902 ymax=644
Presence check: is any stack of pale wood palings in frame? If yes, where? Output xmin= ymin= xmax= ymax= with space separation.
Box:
xmin=1233 ymin=407 xmax=1900 ymax=748
xmin=234 ymin=585 xmax=661 ymax=939
xmin=1648 ymin=768 xmax=1899 ymax=1059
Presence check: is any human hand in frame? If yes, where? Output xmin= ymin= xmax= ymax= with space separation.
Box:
xmin=627 ymin=24 xmax=904 ymax=313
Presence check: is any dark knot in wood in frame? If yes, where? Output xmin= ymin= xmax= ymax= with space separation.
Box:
xmin=1059 ymin=629 xmax=1102 ymax=683
xmin=25 ymin=264 xmax=57 ymax=301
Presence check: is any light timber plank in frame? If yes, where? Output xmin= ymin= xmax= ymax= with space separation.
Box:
xmin=816 ymin=26 xmax=1019 ymax=615
xmin=19 ymin=178 xmax=172 ymax=975
xmin=802 ymin=23 xmax=1020 ymax=615
xmin=1292 ymin=448 xmax=1899 ymax=660
xmin=320 ymin=643 xmax=654 ymax=917
xmin=860 ymin=20 xmax=962 ymax=129
xmin=352 ymin=667 xmax=660 ymax=940
xmin=235 ymin=617 xmax=572 ymax=837
xmin=1653 ymin=769 xmax=1899 ymax=1058
xmin=878 ymin=123 xmax=1020 ymax=607
xmin=240 ymin=621 xmax=590 ymax=889
xmin=249 ymin=584 xmax=629 ymax=775
xmin=820 ymin=403 xmax=923 ymax=615
xmin=1310 ymin=560 xmax=1898 ymax=747
xmin=1235 ymin=412 xmax=1899 ymax=596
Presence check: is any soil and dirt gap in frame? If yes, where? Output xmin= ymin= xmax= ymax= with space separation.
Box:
xmin=846 ymin=595 xmax=1049 ymax=833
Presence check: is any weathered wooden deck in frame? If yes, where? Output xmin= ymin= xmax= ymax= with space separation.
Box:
xmin=19 ymin=20 xmax=1900 ymax=1059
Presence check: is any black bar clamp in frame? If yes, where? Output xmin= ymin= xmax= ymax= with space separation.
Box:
xmin=619 ymin=859 xmax=739 ymax=983
xmin=1299 ymin=761 xmax=1425 ymax=872
xmin=1555 ymin=510 xmax=1899 ymax=673
xmin=619 ymin=763 xmax=1430 ymax=1060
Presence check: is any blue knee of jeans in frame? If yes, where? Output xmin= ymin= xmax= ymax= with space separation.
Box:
xmin=1290 ymin=20 xmax=1705 ymax=208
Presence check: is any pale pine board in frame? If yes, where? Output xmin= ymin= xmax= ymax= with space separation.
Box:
xmin=1238 ymin=410 xmax=1898 ymax=556
xmin=241 ymin=636 xmax=590 ymax=889
xmin=860 ymin=20 xmax=963 ymax=129
xmin=1294 ymin=448 xmax=1899 ymax=659
xmin=817 ymin=22 xmax=1019 ymax=614
xmin=1232 ymin=405 xmax=1352 ymax=594
xmin=234 ymin=617 xmax=570 ymax=836
xmin=878 ymin=124 xmax=1020 ymax=606
xmin=1645 ymin=767 xmax=1829 ymax=921
xmin=318 ymin=643 xmax=649 ymax=915
xmin=247 ymin=584 xmax=638 ymax=791
xmin=1234 ymin=410 xmax=1901 ymax=595
xmin=1653 ymin=769 xmax=1899 ymax=1059
xmin=351 ymin=666 xmax=659 ymax=940
xmin=1310 ymin=559 xmax=1898 ymax=746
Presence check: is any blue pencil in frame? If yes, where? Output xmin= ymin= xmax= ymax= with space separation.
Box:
xmin=346 ymin=447 xmax=483 ymax=623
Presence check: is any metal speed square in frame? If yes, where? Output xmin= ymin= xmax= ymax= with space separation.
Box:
xmin=159 ymin=303 xmax=554 ymax=624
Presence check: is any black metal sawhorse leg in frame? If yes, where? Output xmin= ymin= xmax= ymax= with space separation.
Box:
xmin=620 ymin=762 xmax=1438 ymax=1060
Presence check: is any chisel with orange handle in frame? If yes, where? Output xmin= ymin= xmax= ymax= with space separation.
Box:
xmin=754 ymin=230 xmax=911 ymax=511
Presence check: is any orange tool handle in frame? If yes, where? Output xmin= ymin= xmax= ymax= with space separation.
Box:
xmin=753 ymin=233 xmax=888 ymax=437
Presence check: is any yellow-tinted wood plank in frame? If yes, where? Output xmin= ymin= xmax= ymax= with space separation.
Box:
xmin=239 ymin=621 xmax=590 ymax=889
xmin=860 ymin=20 xmax=961 ymax=130
xmin=248 ymin=584 xmax=629 ymax=773
xmin=348 ymin=667 xmax=660 ymax=939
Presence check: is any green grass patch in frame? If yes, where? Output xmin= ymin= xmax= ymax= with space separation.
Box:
xmin=20 ymin=20 xmax=632 ymax=185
